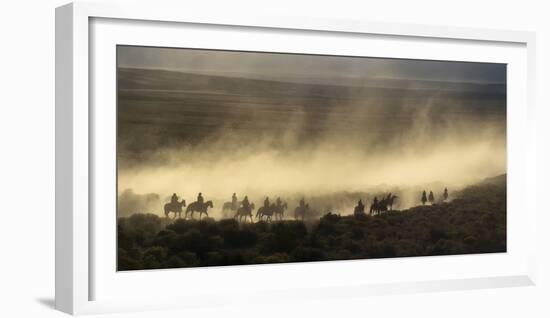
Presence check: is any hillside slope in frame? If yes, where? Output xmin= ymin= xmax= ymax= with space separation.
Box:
xmin=117 ymin=175 xmax=506 ymax=270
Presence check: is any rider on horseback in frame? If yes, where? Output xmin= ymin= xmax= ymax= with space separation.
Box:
xmin=357 ymin=199 xmax=364 ymax=211
xmin=242 ymin=195 xmax=250 ymax=210
xmin=264 ymin=197 xmax=270 ymax=209
xmin=197 ymin=192 xmax=204 ymax=205
xmin=276 ymin=197 xmax=282 ymax=207
xmin=171 ymin=193 xmax=179 ymax=204
xmin=299 ymin=197 xmax=305 ymax=208
xmin=232 ymin=193 xmax=238 ymax=210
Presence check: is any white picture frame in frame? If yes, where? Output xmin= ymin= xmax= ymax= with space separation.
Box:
xmin=55 ymin=1 xmax=538 ymax=315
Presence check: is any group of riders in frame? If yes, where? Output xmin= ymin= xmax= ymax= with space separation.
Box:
xmin=164 ymin=191 xmax=308 ymax=222
xmin=353 ymin=192 xmax=399 ymax=216
xmin=227 ymin=193 xmax=306 ymax=222
xmin=353 ymin=188 xmax=449 ymax=216
xmin=164 ymin=187 xmax=450 ymax=221
xmin=164 ymin=192 xmax=213 ymax=219
xmin=420 ymin=188 xmax=449 ymax=206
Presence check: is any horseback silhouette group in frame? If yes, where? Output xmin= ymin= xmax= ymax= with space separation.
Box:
xmin=221 ymin=192 xmax=254 ymax=221
xmin=223 ymin=193 xmax=291 ymax=223
xmin=163 ymin=187 xmax=450 ymax=222
xmin=164 ymin=192 xmax=213 ymax=219
xmin=352 ymin=193 xmax=398 ymax=216
xmin=256 ymin=196 xmax=288 ymax=222
xmin=421 ymin=188 xmax=449 ymax=205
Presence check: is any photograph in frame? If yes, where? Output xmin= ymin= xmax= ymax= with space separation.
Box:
xmin=116 ymin=45 xmax=507 ymax=271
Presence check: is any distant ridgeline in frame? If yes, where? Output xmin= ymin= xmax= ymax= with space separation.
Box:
xmin=117 ymin=175 xmax=506 ymax=270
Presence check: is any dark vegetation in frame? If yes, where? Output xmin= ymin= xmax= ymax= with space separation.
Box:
xmin=117 ymin=176 xmax=506 ymax=270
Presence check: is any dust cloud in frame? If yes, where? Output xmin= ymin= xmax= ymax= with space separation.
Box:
xmin=116 ymin=47 xmax=506 ymax=218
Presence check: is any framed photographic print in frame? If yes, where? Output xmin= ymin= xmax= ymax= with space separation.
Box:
xmin=56 ymin=2 xmax=538 ymax=315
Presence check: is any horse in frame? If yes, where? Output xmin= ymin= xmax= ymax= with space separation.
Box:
xmin=184 ymin=200 xmax=213 ymax=219
xmin=273 ymin=202 xmax=288 ymax=221
xmin=387 ymin=195 xmax=398 ymax=211
xmin=163 ymin=199 xmax=186 ymax=219
xmin=370 ymin=198 xmax=387 ymax=215
xmin=354 ymin=204 xmax=365 ymax=216
xmin=256 ymin=204 xmax=276 ymax=222
xmin=235 ymin=203 xmax=255 ymax=223
xmin=294 ymin=204 xmax=309 ymax=221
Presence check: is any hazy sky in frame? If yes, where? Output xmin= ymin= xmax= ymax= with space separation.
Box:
xmin=118 ymin=45 xmax=506 ymax=85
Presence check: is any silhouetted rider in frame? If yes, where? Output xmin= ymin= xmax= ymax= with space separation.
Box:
xmin=232 ymin=193 xmax=238 ymax=210
xmin=242 ymin=196 xmax=250 ymax=210
xmin=299 ymin=197 xmax=305 ymax=208
xmin=171 ymin=193 xmax=179 ymax=204
xmin=197 ymin=192 xmax=204 ymax=205
xmin=357 ymin=199 xmax=364 ymax=211
xmin=276 ymin=197 xmax=282 ymax=207
xmin=264 ymin=197 xmax=270 ymax=208
xmin=421 ymin=191 xmax=427 ymax=205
